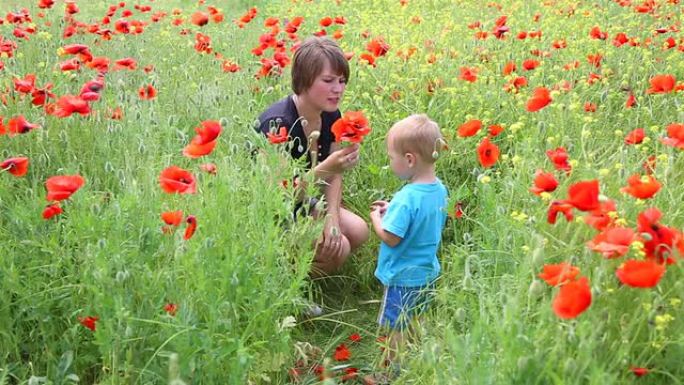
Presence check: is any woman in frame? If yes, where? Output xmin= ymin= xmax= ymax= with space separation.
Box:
xmin=256 ymin=37 xmax=369 ymax=277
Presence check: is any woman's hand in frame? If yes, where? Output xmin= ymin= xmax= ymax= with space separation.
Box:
xmin=315 ymin=143 xmax=360 ymax=178
xmin=318 ymin=215 xmax=343 ymax=259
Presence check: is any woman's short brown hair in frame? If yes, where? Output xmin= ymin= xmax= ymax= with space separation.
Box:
xmin=291 ymin=37 xmax=350 ymax=95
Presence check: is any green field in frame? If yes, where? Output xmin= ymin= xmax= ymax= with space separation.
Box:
xmin=1 ymin=0 xmax=683 ymax=384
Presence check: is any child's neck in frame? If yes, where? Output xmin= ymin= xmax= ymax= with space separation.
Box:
xmin=409 ymin=163 xmax=436 ymax=184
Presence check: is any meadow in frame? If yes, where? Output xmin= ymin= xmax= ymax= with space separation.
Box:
xmin=1 ymin=0 xmax=683 ymax=384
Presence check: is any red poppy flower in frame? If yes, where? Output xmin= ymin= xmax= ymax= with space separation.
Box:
xmin=587 ymin=227 xmax=637 ymax=259
xmin=646 ymin=74 xmax=675 ymax=94
xmin=522 ymin=59 xmax=540 ymax=71
xmin=54 ymin=95 xmax=90 ymax=118
xmin=1 ymin=157 xmax=29 ymax=177
xmin=625 ymin=93 xmax=637 ymax=108
xmin=538 ymin=262 xmax=580 ymax=286
xmin=183 ymin=120 xmax=222 ymax=158
xmin=613 ymin=32 xmax=628 ymax=46
xmin=526 ymin=87 xmax=552 ymax=112
xmin=552 ymin=276 xmax=592 ymax=319
xmin=13 ymin=74 xmax=36 ymax=94
xmin=616 ymin=259 xmax=665 ymax=288
xmin=191 ymin=11 xmax=209 ymax=26
xmin=349 ymin=333 xmax=362 ymax=342
xmin=636 ymin=208 xmax=684 ymax=264
xmin=621 ymin=174 xmax=661 ymax=200
xmin=452 ymin=202 xmax=464 ymax=219
xmin=86 ymin=56 xmax=111 ymax=72
xmin=584 ymin=102 xmax=597 ymax=112
xmin=184 ymin=215 xmax=197 ymax=240
xmin=567 ymin=180 xmax=600 ymax=211
xmin=624 ymin=128 xmax=645 ymax=145
xmin=359 ymin=52 xmax=375 ymax=66
xmin=457 ymin=119 xmax=482 ymax=137
xmin=42 ymin=203 xmax=63 ymax=219
xmin=331 ymin=111 xmax=371 ymax=143
xmin=488 ymin=124 xmax=504 ymax=137
xmin=62 ymin=44 xmax=90 ymax=56
xmin=502 ymin=61 xmax=516 ymax=75
xmin=267 ymin=126 xmax=288 ymax=144
xmin=200 ymin=163 xmax=217 ymax=175
xmin=589 ymin=26 xmax=608 ymax=40
xmin=78 ymin=315 xmax=99 ymax=331
xmin=366 ymin=37 xmax=389 ymax=57
xmin=547 ymin=201 xmax=574 ymax=224
xmin=333 ymin=343 xmax=350 ymax=361
xmin=630 ymin=367 xmax=649 ymax=377
xmin=476 ymin=137 xmax=499 ymax=168
xmin=7 ymin=115 xmax=40 ymax=135
xmin=529 ymin=169 xmax=558 ymax=195
xmin=340 ymin=367 xmax=358 ymax=382
xmin=138 ymin=84 xmax=157 ymax=100
xmin=114 ymin=57 xmax=137 ymax=70
xmin=46 ymin=175 xmax=85 ymax=201
xmin=583 ymin=199 xmax=617 ymax=231
xmin=586 ymin=53 xmax=602 ymax=68
xmin=164 ymin=303 xmax=178 ymax=316
xmin=159 ymin=166 xmax=196 ymax=194
xmin=661 ymin=123 xmax=684 ymax=149
xmin=546 ymin=147 xmax=571 ymax=173
xmin=459 ymin=66 xmax=478 ymax=83
xmin=161 ymin=210 xmax=183 ymax=226
xmin=31 ymin=83 xmax=56 ymax=106
xmin=503 ymin=76 xmax=528 ymax=93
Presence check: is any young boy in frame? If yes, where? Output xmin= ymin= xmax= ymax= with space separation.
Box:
xmin=369 ymin=114 xmax=448 ymax=378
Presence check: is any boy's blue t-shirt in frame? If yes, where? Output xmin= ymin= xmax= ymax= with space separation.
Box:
xmin=375 ymin=179 xmax=448 ymax=287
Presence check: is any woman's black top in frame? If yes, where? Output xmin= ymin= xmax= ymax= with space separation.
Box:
xmin=256 ymin=95 xmax=340 ymax=168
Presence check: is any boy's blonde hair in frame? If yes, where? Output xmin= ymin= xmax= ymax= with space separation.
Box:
xmin=388 ymin=114 xmax=443 ymax=164
xmin=291 ymin=37 xmax=350 ymax=95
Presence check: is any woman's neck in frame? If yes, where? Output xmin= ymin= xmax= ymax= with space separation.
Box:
xmin=293 ymin=94 xmax=321 ymax=121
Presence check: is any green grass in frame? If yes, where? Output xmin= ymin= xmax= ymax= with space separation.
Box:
xmin=1 ymin=0 xmax=684 ymax=384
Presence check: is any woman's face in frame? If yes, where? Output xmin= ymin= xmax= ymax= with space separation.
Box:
xmin=301 ymin=60 xmax=346 ymax=112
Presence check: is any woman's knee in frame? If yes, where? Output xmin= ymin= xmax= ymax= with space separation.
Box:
xmin=340 ymin=209 xmax=370 ymax=251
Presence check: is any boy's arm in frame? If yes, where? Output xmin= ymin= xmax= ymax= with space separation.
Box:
xmin=370 ymin=207 xmax=402 ymax=247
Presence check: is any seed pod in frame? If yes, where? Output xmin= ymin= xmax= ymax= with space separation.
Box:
xmin=455 ymin=307 xmax=466 ymax=323
xmin=528 ymin=280 xmax=544 ymax=299
xmin=532 ymin=247 xmax=544 ymax=267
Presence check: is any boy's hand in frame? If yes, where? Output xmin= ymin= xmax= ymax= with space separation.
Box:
xmin=370 ymin=200 xmax=389 ymax=216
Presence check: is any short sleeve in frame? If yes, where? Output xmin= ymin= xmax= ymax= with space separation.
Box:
xmin=382 ymin=201 xmax=412 ymax=239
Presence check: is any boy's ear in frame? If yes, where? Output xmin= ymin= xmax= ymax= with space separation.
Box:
xmin=405 ymin=152 xmax=416 ymax=167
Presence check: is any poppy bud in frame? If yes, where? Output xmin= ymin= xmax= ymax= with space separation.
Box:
xmin=528 ymin=280 xmax=544 ymax=299
xmin=532 ymin=247 xmax=544 ymax=267
xmin=308 ymin=130 xmax=320 ymax=141
xmin=517 ymin=356 xmax=530 ymax=371
xmin=462 ymin=274 xmax=475 ymax=291
xmin=639 ymin=232 xmax=653 ymax=241
xmin=455 ymin=307 xmax=466 ymax=322
xmin=564 ymin=359 xmax=577 ymax=376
